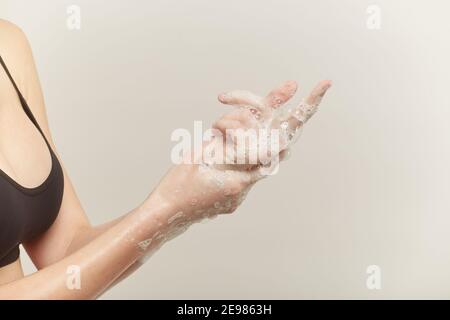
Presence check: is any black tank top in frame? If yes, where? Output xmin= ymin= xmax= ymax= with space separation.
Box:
xmin=0 ymin=55 xmax=64 ymax=268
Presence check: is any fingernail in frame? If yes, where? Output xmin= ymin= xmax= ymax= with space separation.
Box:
xmin=218 ymin=93 xmax=228 ymax=101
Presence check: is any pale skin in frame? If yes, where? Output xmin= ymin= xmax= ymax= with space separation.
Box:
xmin=0 ymin=19 xmax=331 ymax=299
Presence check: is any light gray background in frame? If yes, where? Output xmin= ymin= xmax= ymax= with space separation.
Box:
xmin=1 ymin=0 xmax=450 ymax=299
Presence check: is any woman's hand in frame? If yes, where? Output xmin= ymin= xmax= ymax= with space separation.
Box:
xmin=145 ymin=80 xmax=332 ymax=239
xmin=215 ymin=79 xmax=332 ymax=162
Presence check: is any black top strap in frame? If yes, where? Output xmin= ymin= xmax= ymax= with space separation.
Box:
xmin=0 ymin=54 xmax=49 ymax=145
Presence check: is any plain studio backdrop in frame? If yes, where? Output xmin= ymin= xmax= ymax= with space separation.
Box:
xmin=1 ymin=0 xmax=450 ymax=299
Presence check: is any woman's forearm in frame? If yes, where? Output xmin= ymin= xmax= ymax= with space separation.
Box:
xmin=0 ymin=193 xmax=174 ymax=299
xmin=64 ymin=216 xmax=146 ymax=291
xmin=65 ymin=216 xmax=127 ymax=256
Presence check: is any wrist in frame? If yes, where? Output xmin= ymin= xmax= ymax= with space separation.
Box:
xmin=132 ymin=191 xmax=196 ymax=251
xmin=140 ymin=188 xmax=198 ymax=225
xmin=139 ymin=191 xmax=176 ymax=223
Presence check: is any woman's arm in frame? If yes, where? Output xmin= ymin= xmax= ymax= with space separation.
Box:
xmin=0 ymin=192 xmax=180 ymax=299
xmin=0 ymin=19 xmax=95 ymax=267
xmin=0 ymin=21 xmax=174 ymax=292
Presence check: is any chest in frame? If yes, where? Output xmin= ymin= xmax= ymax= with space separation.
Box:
xmin=0 ymin=152 xmax=64 ymax=262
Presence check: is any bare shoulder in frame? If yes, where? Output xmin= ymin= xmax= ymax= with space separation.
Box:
xmin=0 ymin=19 xmax=28 ymax=46
xmin=0 ymin=19 xmax=32 ymax=64
xmin=0 ymin=19 xmax=23 ymax=32
xmin=0 ymin=19 xmax=35 ymax=87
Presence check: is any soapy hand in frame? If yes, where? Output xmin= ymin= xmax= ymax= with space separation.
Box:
xmin=214 ymin=79 xmax=332 ymax=165
xmin=148 ymin=80 xmax=332 ymax=231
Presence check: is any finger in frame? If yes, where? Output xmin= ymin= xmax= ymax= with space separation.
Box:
xmin=214 ymin=109 xmax=259 ymax=131
xmin=263 ymin=80 xmax=298 ymax=109
xmin=226 ymin=108 xmax=261 ymax=127
xmin=288 ymin=80 xmax=332 ymax=126
xmin=212 ymin=119 xmax=243 ymax=136
xmin=218 ymin=90 xmax=263 ymax=109
xmin=305 ymin=80 xmax=332 ymax=106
